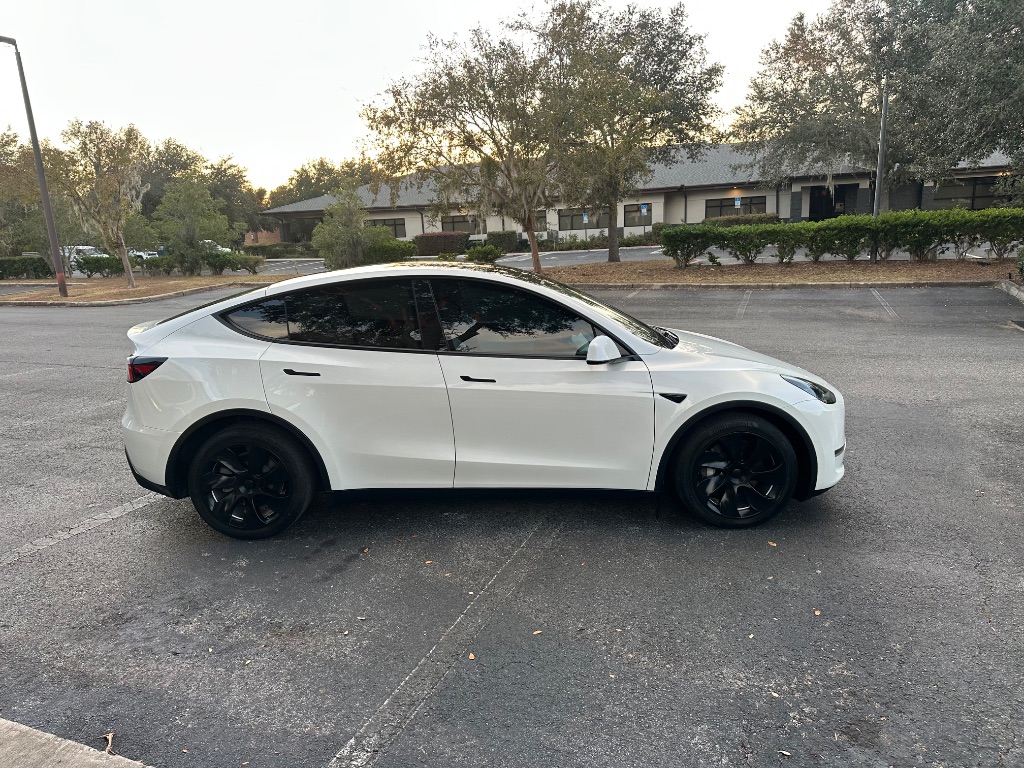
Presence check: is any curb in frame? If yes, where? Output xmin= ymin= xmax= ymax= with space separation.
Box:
xmin=571 ymin=279 xmax=1003 ymax=291
xmin=998 ymin=279 xmax=1024 ymax=304
xmin=0 ymin=282 xmax=261 ymax=307
xmin=0 ymin=718 xmax=149 ymax=767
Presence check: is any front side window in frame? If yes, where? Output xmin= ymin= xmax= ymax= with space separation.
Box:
xmin=429 ymin=278 xmax=596 ymax=357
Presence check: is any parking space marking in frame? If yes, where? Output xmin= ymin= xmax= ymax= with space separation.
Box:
xmin=0 ymin=366 xmax=54 ymax=379
xmin=328 ymin=518 xmax=563 ymax=768
xmin=0 ymin=493 xmax=161 ymax=569
xmin=736 ymin=290 xmax=752 ymax=319
xmin=870 ymin=288 xmax=902 ymax=321
xmin=626 ymin=289 xmax=642 ymax=299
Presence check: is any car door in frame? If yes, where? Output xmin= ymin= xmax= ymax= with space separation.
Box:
xmin=226 ymin=278 xmax=456 ymax=490
xmin=425 ymin=277 xmax=655 ymax=490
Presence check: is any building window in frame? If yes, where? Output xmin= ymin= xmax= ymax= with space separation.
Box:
xmin=933 ymin=177 xmax=1001 ymax=210
xmin=530 ymin=210 xmax=547 ymax=231
xmin=705 ymin=196 xmax=767 ymax=218
xmin=623 ymin=203 xmax=653 ymax=227
xmin=367 ymin=218 xmax=407 ymax=238
xmin=442 ymin=215 xmax=486 ymax=234
xmin=558 ymin=208 xmax=610 ymax=231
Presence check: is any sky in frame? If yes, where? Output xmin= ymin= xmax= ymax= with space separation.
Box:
xmin=0 ymin=0 xmax=827 ymax=191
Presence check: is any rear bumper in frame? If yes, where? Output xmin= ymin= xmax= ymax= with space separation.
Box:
xmin=122 ymin=400 xmax=183 ymax=496
xmin=125 ymin=449 xmax=175 ymax=498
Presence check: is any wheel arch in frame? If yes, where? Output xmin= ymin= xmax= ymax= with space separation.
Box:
xmin=164 ymin=409 xmax=332 ymax=498
xmin=653 ymin=401 xmax=819 ymax=502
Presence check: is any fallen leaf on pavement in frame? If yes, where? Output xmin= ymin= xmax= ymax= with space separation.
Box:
xmin=362 ymin=548 xmax=369 ymax=553
xmin=469 ymin=653 xmax=476 ymax=660
xmin=779 ymin=750 xmax=792 ymax=756
xmin=533 ymin=630 xmax=542 ymax=635
xmin=425 ymin=560 xmax=433 ymax=565
xmin=103 ymin=732 xmax=114 ymax=754
xmin=768 ymin=541 xmax=778 ymax=547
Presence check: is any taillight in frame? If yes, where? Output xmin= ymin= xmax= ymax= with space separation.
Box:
xmin=128 ymin=357 xmax=166 ymax=383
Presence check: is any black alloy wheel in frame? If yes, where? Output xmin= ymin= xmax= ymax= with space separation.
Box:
xmin=674 ymin=414 xmax=797 ymax=528
xmin=188 ymin=425 xmax=316 ymax=539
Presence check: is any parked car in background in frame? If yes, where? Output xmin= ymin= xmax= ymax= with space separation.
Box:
xmin=63 ymin=245 xmax=110 ymax=259
xmin=123 ymin=263 xmax=846 ymax=539
xmin=201 ymin=240 xmax=231 ymax=254
xmin=129 ymin=249 xmax=160 ymax=261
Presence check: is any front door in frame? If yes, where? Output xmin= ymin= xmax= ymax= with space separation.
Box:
xmin=426 ymin=277 xmax=655 ymax=489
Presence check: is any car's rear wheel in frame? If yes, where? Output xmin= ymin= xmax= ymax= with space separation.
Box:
xmin=673 ymin=414 xmax=797 ymax=528
xmin=187 ymin=424 xmax=316 ymax=539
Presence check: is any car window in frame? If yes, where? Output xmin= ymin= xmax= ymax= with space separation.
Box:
xmin=429 ymin=278 xmax=596 ymax=357
xmin=222 ymin=298 xmax=288 ymax=339
xmin=286 ymin=279 xmax=421 ymax=349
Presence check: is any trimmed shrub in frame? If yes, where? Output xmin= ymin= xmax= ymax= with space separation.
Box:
xmin=437 ymin=252 xmax=460 ymax=261
xmin=888 ymin=210 xmax=946 ymax=261
xmin=704 ymin=213 xmax=780 ymax=228
xmin=487 ymin=230 xmax=518 ymax=252
xmin=234 ymin=255 xmax=264 ymax=274
xmin=814 ymin=216 xmax=875 ymax=261
xmin=0 ymin=255 xmax=52 ymax=279
xmin=414 ymin=231 xmax=471 ymax=256
xmin=651 ymin=221 xmax=670 ymax=243
xmin=465 ymin=244 xmax=504 ymax=263
xmin=172 ymin=250 xmax=205 ymax=276
xmin=660 ymin=224 xmax=718 ymax=268
xmin=141 ymin=256 xmax=176 ymax=276
xmin=713 ymin=224 xmax=772 ymax=264
xmin=976 ymin=207 xmax=1024 ymax=260
xmin=202 ymin=251 xmax=237 ymax=275
xmin=771 ymin=224 xmax=800 ymax=264
xmin=362 ymin=230 xmax=418 ymax=264
xmin=74 ymin=254 xmax=125 ymax=277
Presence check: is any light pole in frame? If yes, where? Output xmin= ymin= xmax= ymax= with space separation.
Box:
xmin=0 ymin=36 xmax=68 ymax=296
xmin=870 ymin=77 xmax=890 ymax=264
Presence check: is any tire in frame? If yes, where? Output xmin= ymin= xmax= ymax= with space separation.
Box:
xmin=672 ymin=414 xmax=798 ymax=529
xmin=187 ymin=424 xmax=317 ymax=539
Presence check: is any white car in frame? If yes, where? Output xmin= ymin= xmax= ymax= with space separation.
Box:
xmin=123 ymin=263 xmax=845 ymax=538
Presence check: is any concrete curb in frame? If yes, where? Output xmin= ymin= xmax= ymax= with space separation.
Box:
xmin=0 ymin=718 xmax=149 ymax=767
xmin=998 ymin=279 xmax=1024 ymax=304
xmin=571 ymin=279 xmax=1003 ymax=291
xmin=0 ymin=282 xmax=260 ymax=307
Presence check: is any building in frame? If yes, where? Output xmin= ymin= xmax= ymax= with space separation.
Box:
xmin=262 ymin=146 xmax=1013 ymax=243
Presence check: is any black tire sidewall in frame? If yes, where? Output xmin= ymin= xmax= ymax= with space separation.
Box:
xmin=187 ymin=425 xmax=316 ymax=539
xmin=673 ymin=415 xmax=798 ymax=529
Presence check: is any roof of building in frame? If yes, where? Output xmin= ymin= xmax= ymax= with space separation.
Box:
xmin=263 ymin=146 xmax=1011 ymax=216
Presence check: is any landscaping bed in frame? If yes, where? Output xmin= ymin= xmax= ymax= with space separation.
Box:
xmin=546 ymin=258 xmax=1020 ymax=286
xmin=0 ymin=274 xmax=286 ymax=303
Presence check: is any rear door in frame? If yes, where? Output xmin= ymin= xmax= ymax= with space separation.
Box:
xmin=225 ymin=278 xmax=456 ymax=490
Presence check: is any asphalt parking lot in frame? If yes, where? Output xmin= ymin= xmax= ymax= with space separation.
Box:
xmin=1 ymin=284 xmax=1022 ymax=767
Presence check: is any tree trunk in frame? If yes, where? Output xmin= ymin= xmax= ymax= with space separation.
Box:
xmin=607 ymin=203 xmax=620 ymax=263
xmin=526 ymin=210 xmax=542 ymax=272
xmin=118 ymin=233 xmax=137 ymax=288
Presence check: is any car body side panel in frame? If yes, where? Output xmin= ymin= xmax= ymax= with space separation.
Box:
xmin=438 ymin=355 xmax=655 ymax=489
xmin=259 ymin=346 xmax=456 ymax=490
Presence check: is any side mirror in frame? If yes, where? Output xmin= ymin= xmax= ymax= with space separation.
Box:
xmin=586 ymin=336 xmax=623 ymax=365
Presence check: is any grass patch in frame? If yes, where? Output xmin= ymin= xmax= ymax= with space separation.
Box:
xmin=0 ymin=274 xmax=290 ymax=303
xmin=546 ymin=258 xmax=1020 ymax=285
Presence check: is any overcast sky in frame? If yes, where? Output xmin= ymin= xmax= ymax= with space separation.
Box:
xmin=0 ymin=0 xmax=826 ymax=190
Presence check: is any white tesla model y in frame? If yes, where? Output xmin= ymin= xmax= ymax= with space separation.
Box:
xmin=123 ymin=263 xmax=845 ymax=538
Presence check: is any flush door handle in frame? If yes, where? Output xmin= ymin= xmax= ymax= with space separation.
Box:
xmin=284 ymin=368 xmax=320 ymax=377
xmin=460 ymin=375 xmax=496 ymax=383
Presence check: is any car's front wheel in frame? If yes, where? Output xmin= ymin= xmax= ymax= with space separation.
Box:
xmin=187 ymin=424 xmax=316 ymax=539
xmin=673 ymin=414 xmax=797 ymax=528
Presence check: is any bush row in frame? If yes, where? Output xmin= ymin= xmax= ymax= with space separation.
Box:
xmin=243 ymin=242 xmax=315 ymax=258
xmin=0 ymin=256 xmax=53 ymax=279
xmin=414 ymin=231 xmax=472 ymax=256
xmin=660 ymin=208 xmax=1024 ymax=268
xmin=72 ymin=252 xmax=264 ymax=277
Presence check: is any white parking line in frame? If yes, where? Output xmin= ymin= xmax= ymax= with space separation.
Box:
xmin=870 ymin=288 xmax=902 ymax=321
xmin=736 ymin=290 xmax=752 ymax=319
xmin=0 ymin=493 xmax=162 ymax=569
xmin=327 ymin=518 xmax=563 ymax=768
xmin=626 ymin=289 xmax=642 ymax=299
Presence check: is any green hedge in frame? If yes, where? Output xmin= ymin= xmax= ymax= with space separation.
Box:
xmin=0 ymin=256 xmax=53 ymax=279
xmin=75 ymin=254 xmax=125 ymax=277
xmin=414 ymin=231 xmax=471 ymax=256
xmin=660 ymin=208 xmax=1024 ymax=268
xmin=486 ymin=231 xmax=518 ymax=252
xmin=243 ymin=242 xmax=312 ymax=258
xmin=704 ymin=213 xmax=781 ymax=228
xmin=466 ymin=244 xmax=504 ymax=263
xmin=362 ymin=237 xmax=418 ymax=265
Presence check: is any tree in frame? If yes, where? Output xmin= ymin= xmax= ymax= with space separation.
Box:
xmin=268 ymin=158 xmax=370 ymax=209
xmin=140 ymin=138 xmax=206 ymax=218
xmin=47 ymin=120 xmax=151 ymax=287
xmin=205 ymin=157 xmax=275 ymax=243
xmin=363 ymin=27 xmax=557 ymax=272
xmin=530 ymin=1 xmax=723 ymax=262
xmin=310 ymin=186 xmax=371 ymax=269
xmin=153 ymin=179 xmax=235 ymax=263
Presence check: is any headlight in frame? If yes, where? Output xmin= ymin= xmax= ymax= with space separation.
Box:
xmin=782 ymin=375 xmax=836 ymax=404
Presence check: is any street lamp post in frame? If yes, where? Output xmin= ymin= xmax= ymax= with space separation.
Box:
xmin=0 ymin=36 xmax=68 ymax=297
xmin=870 ymin=77 xmax=890 ymax=264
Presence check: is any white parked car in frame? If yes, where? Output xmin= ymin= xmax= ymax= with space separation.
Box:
xmin=123 ymin=263 xmax=845 ymax=538
xmin=201 ymin=240 xmax=232 ymax=254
